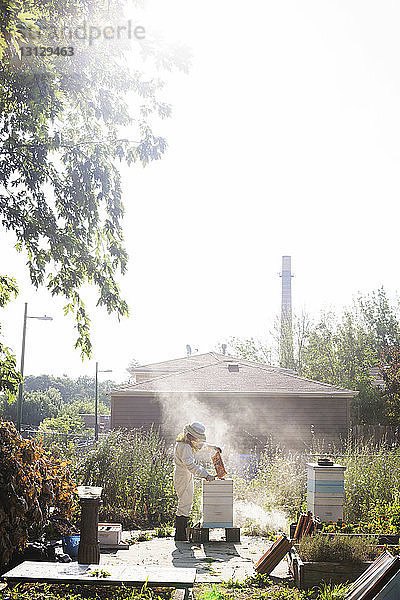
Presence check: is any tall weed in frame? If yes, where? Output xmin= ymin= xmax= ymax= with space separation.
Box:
xmin=233 ymin=448 xmax=306 ymax=519
xmin=78 ymin=428 xmax=175 ymax=528
xmin=234 ymin=439 xmax=400 ymax=527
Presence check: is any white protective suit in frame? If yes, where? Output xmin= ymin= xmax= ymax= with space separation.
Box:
xmin=173 ymin=441 xmax=209 ymax=517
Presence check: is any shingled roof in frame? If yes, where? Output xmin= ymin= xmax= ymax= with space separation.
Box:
xmin=132 ymin=352 xmax=224 ymax=373
xmin=115 ymin=353 xmax=357 ymax=397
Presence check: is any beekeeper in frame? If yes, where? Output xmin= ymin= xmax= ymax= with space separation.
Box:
xmin=173 ymin=422 xmax=221 ymax=541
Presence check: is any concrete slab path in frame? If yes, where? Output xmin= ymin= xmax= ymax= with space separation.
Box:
xmin=100 ymin=533 xmax=291 ymax=583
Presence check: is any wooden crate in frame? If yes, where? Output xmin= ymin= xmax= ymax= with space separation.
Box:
xmin=202 ymin=480 xmax=233 ymax=528
xmin=98 ymin=523 xmax=122 ymax=545
xmin=289 ymin=547 xmax=372 ymax=589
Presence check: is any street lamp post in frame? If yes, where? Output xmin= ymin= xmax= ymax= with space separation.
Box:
xmin=95 ymin=362 xmax=112 ymax=441
xmin=17 ymin=302 xmax=53 ymax=432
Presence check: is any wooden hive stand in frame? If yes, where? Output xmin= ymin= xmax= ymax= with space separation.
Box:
xmin=188 ymin=525 xmax=240 ymax=543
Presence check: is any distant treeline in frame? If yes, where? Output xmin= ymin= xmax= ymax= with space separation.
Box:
xmin=23 ymin=374 xmax=113 ymax=406
xmin=0 ymin=375 xmax=115 ymax=432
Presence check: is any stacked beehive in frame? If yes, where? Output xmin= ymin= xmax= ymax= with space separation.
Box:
xmin=306 ymin=462 xmax=346 ymax=522
xmin=202 ymin=479 xmax=233 ymax=528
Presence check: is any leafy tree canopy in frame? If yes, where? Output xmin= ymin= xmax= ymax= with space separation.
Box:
xmin=0 ymin=386 xmax=61 ymax=425
xmin=0 ymin=276 xmax=22 ymax=399
xmin=39 ymin=411 xmax=86 ymax=433
xmin=0 ymin=0 xmax=176 ymax=365
xmin=0 ymin=374 xmax=112 ymax=428
xmin=229 ymin=288 xmax=400 ymax=425
xmin=222 ymin=337 xmax=272 ymax=365
xmin=378 ymin=346 xmax=400 ymax=425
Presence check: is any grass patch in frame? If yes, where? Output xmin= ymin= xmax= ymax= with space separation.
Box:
xmin=0 ymin=583 xmax=174 ymax=600
xmin=196 ymin=578 xmax=349 ymax=599
xmin=316 ymin=582 xmax=348 ymax=600
xmin=195 ymin=581 xmax=325 ymax=599
xmin=154 ymin=525 xmax=173 ymax=538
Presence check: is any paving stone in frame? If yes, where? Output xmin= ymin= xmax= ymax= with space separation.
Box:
xmin=100 ymin=535 xmax=291 ymax=583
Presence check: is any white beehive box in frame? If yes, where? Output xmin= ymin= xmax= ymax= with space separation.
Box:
xmin=307 ymin=463 xmax=346 ymax=522
xmin=98 ymin=522 xmax=122 ymax=545
xmin=202 ymin=479 xmax=233 ymax=528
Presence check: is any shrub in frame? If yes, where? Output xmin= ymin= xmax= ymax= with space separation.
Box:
xmin=340 ymin=439 xmax=400 ymax=523
xmin=78 ymin=428 xmax=175 ymax=528
xmin=366 ymin=499 xmax=400 ymax=533
xmin=298 ymin=533 xmax=377 ymax=563
xmin=0 ymin=420 xmax=76 ymax=568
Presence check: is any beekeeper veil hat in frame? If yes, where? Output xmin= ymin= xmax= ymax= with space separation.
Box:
xmin=184 ymin=422 xmax=206 ymax=441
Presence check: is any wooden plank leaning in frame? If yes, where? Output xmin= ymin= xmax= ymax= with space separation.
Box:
xmin=254 ymin=534 xmax=293 ymax=576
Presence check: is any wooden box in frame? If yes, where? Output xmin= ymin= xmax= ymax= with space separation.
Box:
xmin=307 ymin=463 xmax=345 ymax=522
xmin=289 ymin=547 xmax=371 ymax=589
xmin=98 ymin=523 xmax=122 ymax=545
xmin=202 ymin=479 xmax=233 ymax=528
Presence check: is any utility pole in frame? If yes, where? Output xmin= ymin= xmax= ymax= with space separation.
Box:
xmin=17 ymin=303 xmax=28 ymax=432
xmin=17 ymin=303 xmax=53 ymax=432
xmin=95 ymin=362 xmax=112 ymax=441
xmin=95 ymin=361 xmax=98 ymax=441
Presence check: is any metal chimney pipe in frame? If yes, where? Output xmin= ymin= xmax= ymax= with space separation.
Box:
xmin=281 ymin=256 xmax=292 ymax=335
xmin=280 ymin=256 xmax=294 ymax=367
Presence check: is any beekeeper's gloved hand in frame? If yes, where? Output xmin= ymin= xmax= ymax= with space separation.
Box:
xmin=206 ymin=474 xmax=215 ymax=481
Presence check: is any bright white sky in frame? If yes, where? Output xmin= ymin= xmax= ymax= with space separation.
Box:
xmin=2 ymin=0 xmax=400 ymax=382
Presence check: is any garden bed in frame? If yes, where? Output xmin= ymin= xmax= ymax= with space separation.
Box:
xmin=289 ymin=524 xmax=400 ymax=545
xmin=289 ymin=547 xmax=372 ymax=589
xmin=320 ymin=533 xmax=400 ymax=545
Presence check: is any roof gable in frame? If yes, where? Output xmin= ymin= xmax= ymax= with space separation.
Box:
xmin=115 ymin=354 xmax=357 ymax=397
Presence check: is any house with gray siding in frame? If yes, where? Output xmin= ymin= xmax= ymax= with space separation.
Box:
xmin=111 ymin=353 xmax=357 ymax=450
